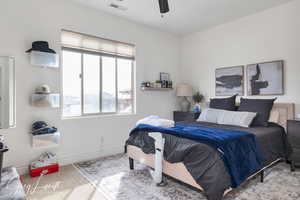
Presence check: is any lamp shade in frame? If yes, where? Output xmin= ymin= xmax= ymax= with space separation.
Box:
xmin=176 ymin=83 xmax=193 ymax=97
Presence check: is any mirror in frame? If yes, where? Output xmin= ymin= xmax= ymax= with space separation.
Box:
xmin=0 ymin=56 xmax=16 ymax=129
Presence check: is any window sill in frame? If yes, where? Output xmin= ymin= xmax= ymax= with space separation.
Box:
xmin=61 ymin=112 xmax=136 ymax=120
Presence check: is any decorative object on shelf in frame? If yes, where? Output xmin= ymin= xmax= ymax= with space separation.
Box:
xmin=31 ymin=85 xmax=60 ymax=108
xmin=160 ymin=72 xmax=170 ymax=81
xmin=155 ymin=80 xmax=162 ymax=88
xmin=161 ymin=80 xmax=172 ymax=88
xmin=215 ymin=65 xmax=244 ymax=96
xmin=26 ymin=41 xmax=56 ymax=54
xmin=141 ymin=81 xmax=148 ymax=88
xmin=141 ymin=73 xmax=173 ymax=91
xmin=30 ymin=152 xmax=57 ymax=168
xmin=26 ymin=41 xmax=59 ymax=68
xmin=35 ymin=84 xmax=51 ymax=94
xmin=176 ymin=83 xmax=193 ymax=112
xmin=31 ymin=121 xmax=57 ymax=135
xmin=0 ymin=56 xmax=16 ymax=129
xmin=247 ymin=60 xmax=284 ymax=95
xmin=192 ymin=92 xmax=204 ymax=113
xmin=141 ymin=82 xmax=173 ymax=90
xmin=141 ymin=87 xmax=173 ymax=91
xmin=31 ymin=121 xmax=60 ymax=148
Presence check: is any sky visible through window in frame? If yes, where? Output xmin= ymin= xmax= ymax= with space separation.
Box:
xmin=62 ymin=50 xmax=133 ymax=117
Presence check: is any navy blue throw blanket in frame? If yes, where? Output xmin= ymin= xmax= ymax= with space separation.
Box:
xmin=130 ymin=123 xmax=263 ymax=188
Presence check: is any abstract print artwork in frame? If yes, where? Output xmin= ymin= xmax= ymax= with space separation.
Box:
xmin=247 ymin=61 xmax=284 ymax=95
xmin=215 ymin=66 xmax=244 ymax=96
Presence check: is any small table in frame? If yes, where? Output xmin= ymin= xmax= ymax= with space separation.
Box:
xmin=0 ymin=167 xmax=26 ymax=200
xmin=287 ymin=120 xmax=300 ymax=171
xmin=173 ymin=111 xmax=201 ymax=123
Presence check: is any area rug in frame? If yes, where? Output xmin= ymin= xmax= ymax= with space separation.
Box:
xmin=74 ymin=154 xmax=300 ymax=200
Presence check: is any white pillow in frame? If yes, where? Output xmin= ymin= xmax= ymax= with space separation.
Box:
xmin=197 ymin=108 xmax=224 ymax=124
xmin=197 ymin=108 xmax=257 ymax=128
xmin=136 ymin=115 xmax=174 ymax=128
xmin=217 ymin=110 xmax=257 ymax=128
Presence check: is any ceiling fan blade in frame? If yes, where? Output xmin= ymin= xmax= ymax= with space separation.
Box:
xmin=158 ymin=0 xmax=170 ymax=14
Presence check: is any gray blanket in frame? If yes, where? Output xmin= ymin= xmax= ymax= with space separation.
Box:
xmin=126 ymin=121 xmax=289 ymax=200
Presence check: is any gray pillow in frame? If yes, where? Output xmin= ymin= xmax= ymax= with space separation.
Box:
xmin=209 ymin=94 xmax=237 ymax=111
xmin=217 ymin=110 xmax=257 ymax=128
xmin=238 ymin=98 xmax=276 ymax=127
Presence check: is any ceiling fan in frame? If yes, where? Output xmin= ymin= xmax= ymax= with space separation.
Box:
xmin=158 ymin=0 xmax=170 ymax=17
xmin=110 ymin=0 xmax=170 ymax=16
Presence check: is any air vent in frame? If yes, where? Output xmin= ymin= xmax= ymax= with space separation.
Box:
xmin=109 ymin=3 xmax=128 ymax=11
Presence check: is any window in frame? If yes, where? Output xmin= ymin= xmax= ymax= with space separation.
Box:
xmin=61 ymin=30 xmax=135 ymax=117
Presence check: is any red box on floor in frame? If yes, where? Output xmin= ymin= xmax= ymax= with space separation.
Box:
xmin=30 ymin=164 xmax=59 ymax=178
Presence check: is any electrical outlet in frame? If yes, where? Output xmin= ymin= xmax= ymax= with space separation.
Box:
xmin=99 ymin=136 xmax=104 ymax=151
xmin=100 ymin=136 xmax=104 ymax=145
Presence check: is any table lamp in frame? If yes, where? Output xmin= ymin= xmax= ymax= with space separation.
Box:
xmin=176 ymin=83 xmax=193 ymax=112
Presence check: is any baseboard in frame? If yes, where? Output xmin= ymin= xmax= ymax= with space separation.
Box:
xmin=16 ymin=146 xmax=124 ymax=175
xmin=59 ymin=146 xmax=124 ymax=165
xmin=16 ymin=166 xmax=29 ymax=176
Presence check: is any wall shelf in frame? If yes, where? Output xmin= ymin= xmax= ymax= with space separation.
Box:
xmin=30 ymin=51 xmax=59 ymax=68
xmin=32 ymin=132 xmax=60 ymax=148
xmin=141 ymin=87 xmax=173 ymax=91
xmin=31 ymin=93 xmax=60 ymax=108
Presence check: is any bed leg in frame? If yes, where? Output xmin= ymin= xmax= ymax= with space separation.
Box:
xmin=291 ymin=160 xmax=295 ymax=172
xmin=260 ymin=170 xmax=264 ymax=183
xmin=129 ymin=158 xmax=134 ymax=170
xmin=124 ymin=145 xmax=127 ymax=154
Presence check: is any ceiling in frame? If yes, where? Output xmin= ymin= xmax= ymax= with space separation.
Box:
xmin=67 ymin=0 xmax=293 ymax=35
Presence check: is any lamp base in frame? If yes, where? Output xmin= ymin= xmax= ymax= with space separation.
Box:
xmin=180 ymin=97 xmax=191 ymax=112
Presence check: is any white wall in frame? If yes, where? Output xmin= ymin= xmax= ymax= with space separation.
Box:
xmin=0 ymin=0 xmax=180 ymax=173
xmin=181 ymin=0 xmax=300 ymax=114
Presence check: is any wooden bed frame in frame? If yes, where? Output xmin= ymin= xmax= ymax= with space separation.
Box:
xmin=127 ymin=103 xmax=295 ymax=196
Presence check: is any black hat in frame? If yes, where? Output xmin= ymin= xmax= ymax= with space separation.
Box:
xmin=26 ymin=41 xmax=56 ymax=54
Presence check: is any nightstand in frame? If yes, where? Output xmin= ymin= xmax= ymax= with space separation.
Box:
xmin=287 ymin=120 xmax=300 ymax=171
xmin=173 ymin=111 xmax=200 ymax=123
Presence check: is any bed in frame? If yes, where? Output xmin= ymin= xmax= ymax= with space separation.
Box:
xmin=125 ymin=103 xmax=294 ymax=200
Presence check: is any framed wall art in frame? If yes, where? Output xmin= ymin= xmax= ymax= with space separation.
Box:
xmin=160 ymin=72 xmax=170 ymax=81
xmin=215 ymin=66 xmax=244 ymax=96
xmin=247 ymin=60 xmax=284 ymax=95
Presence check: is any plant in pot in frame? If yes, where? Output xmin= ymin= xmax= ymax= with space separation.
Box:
xmin=192 ymin=92 xmax=204 ymax=113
